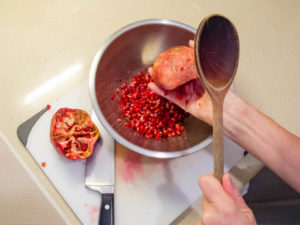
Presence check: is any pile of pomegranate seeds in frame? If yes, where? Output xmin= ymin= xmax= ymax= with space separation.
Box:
xmin=113 ymin=72 xmax=189 ymax=140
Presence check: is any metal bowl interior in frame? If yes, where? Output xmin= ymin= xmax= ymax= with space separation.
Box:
xmin=90 ymin=19 xmax=212 ymax=158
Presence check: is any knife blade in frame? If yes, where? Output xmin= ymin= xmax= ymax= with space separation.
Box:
xmin=85 ymin=112 xmax=115 ymax=225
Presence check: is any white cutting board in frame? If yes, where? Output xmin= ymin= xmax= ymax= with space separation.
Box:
xmin=26 ymin=81 xmax=244 ymax=225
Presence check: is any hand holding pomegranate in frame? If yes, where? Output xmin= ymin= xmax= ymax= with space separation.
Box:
xmin=148 ymin=40 xmax=214 ymax=125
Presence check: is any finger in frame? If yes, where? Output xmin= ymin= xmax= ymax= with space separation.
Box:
xmin=201 ymin=195 xmax=211 ymax=212
xmin=200 ymin=196 xmax=218 ymax=225
xmin=148 ymin=82 xmax=165 ymax=96
xmin=148 ymin=82 xmax=183 ymax=107
xmin=222 ymin=173 xmax=248 ymax=208
xmin=198 ymin=174 xmax=232 ymax=204
xmin=189 ymin=40 xmax=194 ymax=48
xmin=147 ymin=67 xmax=153 ymax=76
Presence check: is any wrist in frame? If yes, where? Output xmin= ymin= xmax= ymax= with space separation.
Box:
xmin=223 ymin=90 xmax=248 ymax=141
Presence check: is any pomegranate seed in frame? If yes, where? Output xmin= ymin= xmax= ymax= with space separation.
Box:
xmin=113 ymin=72 xmax=189 ymax=140
xmin=81 ymin=143 xmax=88 ymax=151
xmin=163 ymin=129 xmax=168 ymax=135
xmin=155 ymin=133 xmax=162 ymax=140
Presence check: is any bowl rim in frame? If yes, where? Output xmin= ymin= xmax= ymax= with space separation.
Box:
xmin=89 ymin=18 xmax=213 ymax=158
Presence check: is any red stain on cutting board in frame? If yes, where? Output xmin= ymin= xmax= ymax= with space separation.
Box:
xmin=116 ymin=143 xmax=143 ymax=183
xmin=115 ymin=142 xmax=170 ymax=184
xmin=88 ymin=205 xmax=100 ymax=224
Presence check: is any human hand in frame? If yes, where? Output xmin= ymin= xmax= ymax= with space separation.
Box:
xmin=198 ymin=173 xmax=256 ymax=225
xmin=148 ymin=40 xmax=214 ymax=125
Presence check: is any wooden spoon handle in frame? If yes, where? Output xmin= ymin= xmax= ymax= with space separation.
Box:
xmin=212 ymin=101 xmax=224 ymax=182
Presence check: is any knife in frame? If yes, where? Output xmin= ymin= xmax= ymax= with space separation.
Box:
xmin=85 ymin=112 xmax=115 ymax=225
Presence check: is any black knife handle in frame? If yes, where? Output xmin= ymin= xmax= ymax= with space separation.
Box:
xmin=99 ymin=193 xmax=114 ymax=225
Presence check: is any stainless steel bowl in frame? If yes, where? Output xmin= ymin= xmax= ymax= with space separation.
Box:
xmin=89 ymin=19 xmax=212 ymax=158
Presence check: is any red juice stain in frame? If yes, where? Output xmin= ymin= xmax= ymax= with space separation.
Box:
xmin=89 ymin=206 xmax=100 ymax=224
xmin=119 ymin=150 xmax=143 ymax=183
xmin=41 ymin=162 xmax=46 ymax=167
xmin=123 ymin=154 xmax=142 ymax=183
xmin=176 ymin=94 xmax=182 ymax=100
xmin=47 ymin=105 xmax=51 ymax=110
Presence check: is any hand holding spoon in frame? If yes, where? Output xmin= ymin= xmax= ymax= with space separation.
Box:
xmin=194 ymin=15 xmax=240 ymax=182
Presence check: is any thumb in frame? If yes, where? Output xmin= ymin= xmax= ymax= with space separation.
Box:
xmin=148 ymin=82 xmax=166 ymax=97
xmin=222 ymin=173 xmax=248 ymax=208
xmin=148 ymin=82 xmax=183 ymax=107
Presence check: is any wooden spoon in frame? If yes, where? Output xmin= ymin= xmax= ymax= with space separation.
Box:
xmin=194 ymin=15 xmax=240 ymax=182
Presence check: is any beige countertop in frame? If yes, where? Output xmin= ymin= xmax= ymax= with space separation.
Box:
xmin=1 ymin=0 xmax=299 ymax=224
